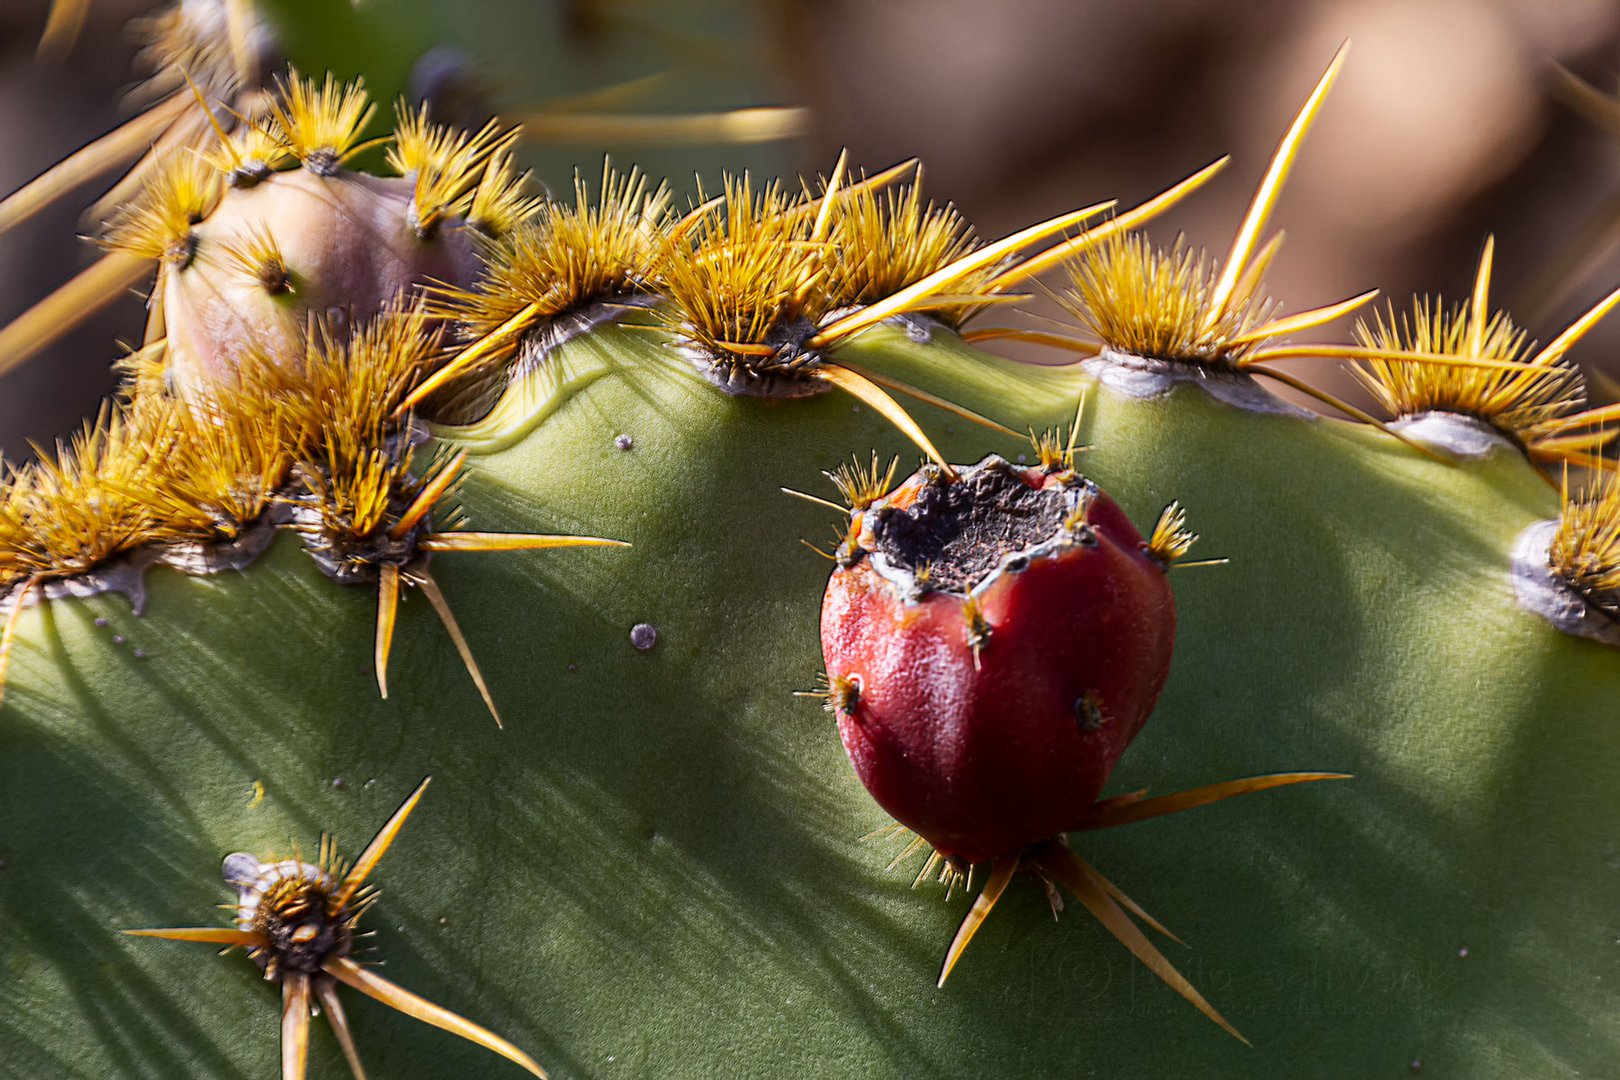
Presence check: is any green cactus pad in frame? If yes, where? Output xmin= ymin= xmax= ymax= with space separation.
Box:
xmin=4 ymin=321 xmax=1616 ymax=1077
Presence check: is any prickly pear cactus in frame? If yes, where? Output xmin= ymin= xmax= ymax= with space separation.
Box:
xmin=4 ymin=17 xmax=1620 ymax=1080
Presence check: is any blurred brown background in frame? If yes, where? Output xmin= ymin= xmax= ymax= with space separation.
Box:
xmin=5 ymin=0 xmax=1620 ymax=458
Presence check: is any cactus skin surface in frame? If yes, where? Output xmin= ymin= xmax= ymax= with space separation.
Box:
xmin=8 ymin=11 xmax=1620 ymax=1077
xmin=821 ymin=457 xmax=1176 ymax=863
xmin=2 ymin=317 xmax=1618 ymax=1077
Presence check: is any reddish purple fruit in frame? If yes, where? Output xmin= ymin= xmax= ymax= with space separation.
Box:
xmin=814 ymin=450 xmax=1343 ymax=1037
xmin=819 ymin=454 xmax=1175 ymax=864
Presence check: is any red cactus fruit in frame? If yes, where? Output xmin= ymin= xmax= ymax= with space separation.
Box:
xmin=814 ymin=450 xmax=1344 ymax=1037
xmin=820 ymin=453 xmax=1174 ymax=864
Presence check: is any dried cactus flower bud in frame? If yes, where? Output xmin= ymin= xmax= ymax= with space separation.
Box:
xmin=160 ymin=166 xmax=478 ymax=398
xmin=819 ymin=454 xmax=1175 ymax=863
xmin=100 ymin=69 xmax=527 ymax=403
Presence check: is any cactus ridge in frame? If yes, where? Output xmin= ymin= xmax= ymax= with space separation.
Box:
xmin=8 ymin=42 xmax=1620 ymax=708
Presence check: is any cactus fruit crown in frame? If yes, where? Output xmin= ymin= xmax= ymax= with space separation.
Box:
xmin=855 ymin=455 xmax=1098 ymax=596
xmin=5 ymin=9 xmax=1620 ymax=1074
